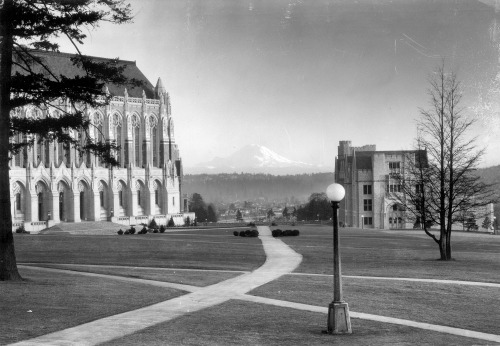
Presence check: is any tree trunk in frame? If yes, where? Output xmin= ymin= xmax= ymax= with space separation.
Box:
xmin=0 ymin=0 xmax=22 ymax=281
xmin=445 ymin=229 xmax=452 ymax=260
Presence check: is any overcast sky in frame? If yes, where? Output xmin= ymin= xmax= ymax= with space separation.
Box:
xmin=60 ymin=0 xmax=500 ymax=170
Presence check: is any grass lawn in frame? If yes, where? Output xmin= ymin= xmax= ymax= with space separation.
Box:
xmin=101 ymin=300 xmax=490 ymax=346
xmin=0 ymin=267 xmax=185 ymax=345
xmin=14 ymin=231 xmax=265 ymax=272
xmin=275 ymin=226 xmax=500 ymax=283
xmin=249 ymin=274 xmax=500 ymax=335
xmin=24 ymin=264 xmax=243 ymax=287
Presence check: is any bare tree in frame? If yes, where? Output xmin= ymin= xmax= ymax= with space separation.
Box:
xmin=392 ymin=64 xmax=496 ymax=260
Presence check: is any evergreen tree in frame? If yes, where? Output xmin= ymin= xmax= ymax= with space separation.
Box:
xmin=207 ymin=204 xmax=217 ymax=222
xmin=236 ymin=209 xmax=243 ymax=222
xmin=482 ymin=216 xmax=492 ymax=231
xmin=282 ymin=206 xmax=289 ymax=220
xmin=189 ymin=193 xmax=208 ymax=222
xmin=0 ymin=0 xmax=135 ymax=281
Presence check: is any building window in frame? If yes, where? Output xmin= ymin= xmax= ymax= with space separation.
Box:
xmin=363 ymin=199 xmax=372 ymax=211
xmin=172 ymin=197 xmax=175 ymax=206
xmin=387 ymin=184 xmax=402 ymax=193
xmin=389 ymin=161 xmax=401 ymax=171
xmin=155 ymin=190 xmax=159 ymax=205
xmin=99 ymin=191 xmax=104 ymax=207
xmin=364 ymin=217 xmax=373 ymax=225
xmin=137 ymin=190 xmax=141 ymax=205
xmin=363 ymin=185 xmax=372 ymax=195
xmin=119 ymin=190 xmax=123 ymax=207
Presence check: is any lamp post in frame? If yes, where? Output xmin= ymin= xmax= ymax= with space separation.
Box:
xmin=325 ymin=183 xmax=352 ymax=334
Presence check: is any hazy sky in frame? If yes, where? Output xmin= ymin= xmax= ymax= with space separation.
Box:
xmin=59 ymin=0 xmax=500 ymax=170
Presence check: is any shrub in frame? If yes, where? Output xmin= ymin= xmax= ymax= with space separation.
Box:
xmin=15 ymin=225 xmax=26 ymax=234
xmin=292 ymin=230 xmax=300 ymax=236
xmin=247 ymin=222 xmax=256 ymax=227
xmin=124 ymin=230 xmax=130 ymax=235
xmin=239 ymin=230 xmax=246 ymax=237
xmin=250 ymin=230 xmax=259 ymax=237
xmin=271 ymin=222 xmax=277 ymax=226
xmin=153 ymin=229 xmax=159 ymax=233
xmin=284 ymin=230 xmax=292 ymax=236
xmin=148 ymin=218 xmax=158 ymax=229
xmin=117 ymin=229 xmax=124 ymax=235
xmin=184 ymin=216 xmax=191 ymax=227
xmin=233 ymin=231 xmax=239 ymax=236
xmin=245 ymin=229 xmax=251 ymax=236
xmin=141 ymin=226 xmax=148 ymax=234
xmin=272 ymin=229 xmax=282 ymax=237
xmin=129 ymin=227 xmax=136 ymax=235
xmin=167 ymin=217 xmax=175 ymax=228
xmin=159 ymin=225 xmax=166 ymax=233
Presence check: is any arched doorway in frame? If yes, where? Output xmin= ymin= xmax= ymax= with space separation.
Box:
xmin=57 ymin=180 xmax=72 ymax=222
xmin=153 ymin=180 xmax=162 ymax=215
xmin=35 ymin=181 xmax=49 ymax=221
xmin=135 ymin=180 xmax=146 ymax=216
xmin=77 ymin=180 xmax=91 ymax=221
xmin=12 ymin=181 xmax=26 ymax=221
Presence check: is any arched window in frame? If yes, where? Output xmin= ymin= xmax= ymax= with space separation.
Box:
xmin=112 ymin=114 xmax=122 ymax=167
xmin=132 ymin=114 xmax=141 ymax=167
xmin=93 ymin=112 xmax=104 ymax=167
xmin=150 ymin=115 xmax=158 ymax=167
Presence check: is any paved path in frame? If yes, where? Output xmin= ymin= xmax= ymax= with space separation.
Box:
xmin=11 ymin=226 xmax=303 ymax=346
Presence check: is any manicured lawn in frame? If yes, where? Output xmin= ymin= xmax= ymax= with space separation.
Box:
xmin=101 ymin=300 xmax=490 ymax=346
xmin=24 ymin=264 xmax=243 ymax=287
xmin=275 ymin=226 xmax=500 ymax=283
xmin=249 ymin=274 xmax=500 ymax=335
xmin=14 ymin=231 xmax=266 ymax=272
xmin=0 ymin=267 xmax=185 ymax=345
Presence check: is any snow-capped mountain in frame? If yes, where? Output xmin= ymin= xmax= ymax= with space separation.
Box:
xmin=186 ymin=144 xmax=332 ymax=174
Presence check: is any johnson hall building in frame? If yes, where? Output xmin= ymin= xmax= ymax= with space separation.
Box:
xmin=9 ymin=51 xmax=192 ymax=233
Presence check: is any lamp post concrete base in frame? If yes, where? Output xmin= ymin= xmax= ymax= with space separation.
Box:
xmin=327 ymin=301 xmax=352 ymax=334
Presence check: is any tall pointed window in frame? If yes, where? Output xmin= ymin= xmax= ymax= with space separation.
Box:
xmin=150 ymin=115 xmax=158 ymax=167
xmin=112 ymin=114 xmax=122 ymax=167
xmin=93 ymin=112 xmax=104 ymax=167
xmin=132 ymin=114 xmax=141 ymax=167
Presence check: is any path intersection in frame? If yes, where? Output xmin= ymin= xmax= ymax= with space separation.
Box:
xmin=10 ymin=226 xmax=500 ymax=345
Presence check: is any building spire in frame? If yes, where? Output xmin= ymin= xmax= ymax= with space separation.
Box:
xmin=155 ymin=77 xmax=166 ymax=99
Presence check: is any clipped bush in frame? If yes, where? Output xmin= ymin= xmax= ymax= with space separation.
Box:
xmin=159 ymin=225 xmax=166 ymax=233
xmin=271 ymin=222 xmax=277 ymax=226
xmin=124 ymin=230 xmax=130 ymax=235
xmin=233 ymin=231 xmax=239 ymax=236
xmin=272 ymin=229 xmax=282 ymax=237
xmin=140 ymin=226 xmax=148 ymax=234
xmin=239 ymin=230 xmax=246 ymax=237
xmin=129 ymin=227 xmax=136 ymax=235
xmin=15 ymin=225 xmax=26 ymax=234
xmin=167 ymin=217 xmax=175 ymax=228
xmin=117 ymin=229 xmax=124 ymax=235
xmin=284 ymin=230 xmax=292 ymax=236
xmin=250 ymin=230 xmax=259 ymax=237
xmin=153 ymin=229 xmax=159 ymax=233
xmin=245 ymin=229 xmax=251 ymax=236
xmin=292 ymin=229 xmax=300 ymax=236
xmin=148 ymin=218 xmax=158 ymax=229
xmin=247 ymin=222 xmax=256 ymax=227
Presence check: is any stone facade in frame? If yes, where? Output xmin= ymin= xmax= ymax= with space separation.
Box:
xmin=9 ymin=52 xmax=192 ymax=232
xmin=334 ymin=140 xmax=494 ymax=231
xmin=335 ymin=140 xmax=423 ymax=229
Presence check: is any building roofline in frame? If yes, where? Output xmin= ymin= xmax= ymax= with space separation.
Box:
xmin=29 ymin=49 xmax=137 ymax=65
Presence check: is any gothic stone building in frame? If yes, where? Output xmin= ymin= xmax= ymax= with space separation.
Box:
xmin=9 ymin=51 xmax=191 ymax=232
xmin=334 ymin=140 xmax=494 ymax=230
xmin=334 ymin=140 xmax=423 ymax=229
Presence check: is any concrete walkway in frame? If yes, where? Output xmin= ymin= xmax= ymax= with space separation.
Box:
xmin=11 ymin=226 xmax=303 ymax=346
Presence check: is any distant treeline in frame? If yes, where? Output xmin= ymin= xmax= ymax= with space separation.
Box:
xmin=182 ymin=173 xmax=335 ymax=204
